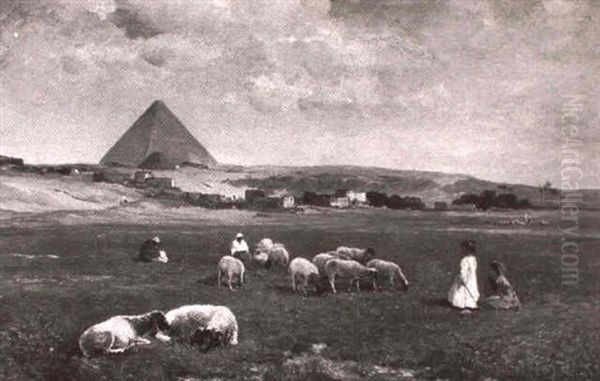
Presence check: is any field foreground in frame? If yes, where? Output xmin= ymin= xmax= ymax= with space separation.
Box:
xmin=0 ymin=208 xmax=598 ymax=380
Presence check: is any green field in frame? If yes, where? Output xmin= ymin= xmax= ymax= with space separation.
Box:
xmin=1 ymin=209 xmax=598 ymax=380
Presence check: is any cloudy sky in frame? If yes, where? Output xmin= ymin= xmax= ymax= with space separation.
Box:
xmin=1 ymin=0 xmax=598 ymax=187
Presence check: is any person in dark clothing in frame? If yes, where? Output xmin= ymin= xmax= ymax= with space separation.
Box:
xmin=137 ymin=236 xmax=168 ymax=263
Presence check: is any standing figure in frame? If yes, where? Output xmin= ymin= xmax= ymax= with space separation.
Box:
xmin=448 ymin=240 xmax=480 ymax=310
xmin=230 ymin=233 xmax=250 ymax=262
xmin=482 ymin=260 xmax=520 ymax=310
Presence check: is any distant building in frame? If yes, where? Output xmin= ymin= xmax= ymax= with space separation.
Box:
xmin=346 ymin=190 xmax=367 ymax=204
xmin=281 ymin=195 xmax=295 ymax=209
xmin=134 ymin=170 xmax=153 ymax=183
xmin=245 ymin=189 xmax=266 ymax=203
xmin=330 ymin=196 xmax=350 ymax=208
xmin=0 ymin=155 xmax=24 ymax=166
xmin=145 ymin=177 xmax=175 ymax=189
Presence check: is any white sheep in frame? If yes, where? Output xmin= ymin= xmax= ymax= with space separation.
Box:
xmin=312 ymin=252 xmax=337 ymax=276
xmin=79 ymin=310 xmax=169 ymax=357
xmin=217 ymin=255 xmax=245 ymax=291
xmin=325 ymin=258 xmax=378 ymax=293
xmin=265 ymin=243 xmax=290 ymax=269
xmin=255 ymin=238 xmax=274 ymax=253
xmin=254 ymin=238 xmax=290 ymax=268
xmin=288 ymin=257 xmax=321 ymax=296
xmin=366 ymin=259 xmax=409 ymax=291
xmin=335 ymin=246 xmax=375 ymax=264
xmin=253 ymin=238 xmax=273 ymax=265
xmin=160 ymin=305 xmax=238 ymax=351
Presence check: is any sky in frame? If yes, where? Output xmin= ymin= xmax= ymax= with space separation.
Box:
xmin=0 ymin=0 xmax=598 ymax=187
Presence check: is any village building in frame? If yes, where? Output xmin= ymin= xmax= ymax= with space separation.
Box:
xmin=281 ymin=195 xmax=295 ymax=209
xmin=133 ymin=170 xmax=153 ymax=183
xmin=330 ymin=196 xmax=350 ymax=208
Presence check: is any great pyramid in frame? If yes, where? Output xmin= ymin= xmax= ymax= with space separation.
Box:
xmin=100 ymin=100 xmax=217 ymax=169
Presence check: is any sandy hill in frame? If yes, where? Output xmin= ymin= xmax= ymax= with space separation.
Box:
xmin=2 ymin=165 xmax=598 ymax=214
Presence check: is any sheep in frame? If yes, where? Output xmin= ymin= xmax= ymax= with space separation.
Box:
xmin=288 ymin=257 xmax=321 ymax=296
xmin=79 ymin=310 xmax=169 ymax=357
xmin=335 ymin=246 xmax=375 ymax=264
xmin=255 ymin=238 xmax=274 ymax=253
xmin=160 ymin=305 xmax=238 ymax=352
xmin=217 ymin=255 xmax=245 ymax=291
xmin=325 ymin=258 xmax=378 ymax=293
xmin=254 ymin=238 xmax=290 ymax=269
xmin=265 ymin=243 xmax=290 ymax=269
xmin=312 ymin=252 xmax=337 ymax=276
xmin=366 ymin=259 xmax=409 ymax=291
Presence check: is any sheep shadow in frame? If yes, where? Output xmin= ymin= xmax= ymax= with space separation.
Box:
xmin=420 ymin=297 xmax=452 ymax=308
xmin=197 ymin=273 xmax=219 ymax=286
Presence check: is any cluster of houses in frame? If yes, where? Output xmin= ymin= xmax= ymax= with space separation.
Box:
xmin=245 ymin=188 xmax=371 ymax=210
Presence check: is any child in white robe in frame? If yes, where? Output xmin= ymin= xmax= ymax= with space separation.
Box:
xmin=448 ymin=240 xmax=480 ymax=310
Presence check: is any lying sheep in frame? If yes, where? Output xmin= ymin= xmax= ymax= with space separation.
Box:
xmin=160 ymin=305 xmax=238 ymax=352
xmin=312 ymin=252 xmax=337 ymax=276
xmin=79 ymin=310 xmax=169 ymax=357
xmin=289 ymin=257 xmax=321 ymax=296
xmin=335 ymin=246 xmax=375 ymax=264
xmin=325 ymin=258 xmax=378 ymax=293
xmin=366 ymin=259 xmax=409 ymax=291
xmin=217 ymin=255 xmax=245 ymax=291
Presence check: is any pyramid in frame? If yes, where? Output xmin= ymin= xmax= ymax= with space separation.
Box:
xmin=100 ymin=100 xmax=217 ymax=169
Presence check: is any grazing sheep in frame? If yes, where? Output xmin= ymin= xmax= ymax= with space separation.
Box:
xmin=335 ymin=246 xmax=375 ymax=264
xmin=312 ymin=252 xmax=337 ymax=276
xmin=254 ymin=238 xmax=289 ymax=268
xmin=253 ymin=238 xmax=273 ymax=266
xmin=325 ymin=258 xmax=378 ymax=293
xmin=289 ymin=257 xmax=321 ymax=296
xmin=265 ymin=243 xmax=290 ymax=269
xmin=366 ymin=259 xmax=409 ymax=291
xmin=79 ymin=310 xmax=169 ymax=357
xmin=255 ymin=238 xmax=274 ymax=253
xmin=161 ymin=305 xmax=238 ymax=351
xmin=217 ymin=255 xmax=245 ymax=291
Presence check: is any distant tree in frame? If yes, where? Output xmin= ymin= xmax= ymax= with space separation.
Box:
xmin=367 ymin=191 xmax=388 ymax=207
xmin=539 ymin=181 xmax=554 ymax=202
xmin=404 ymin=196 xmax=425 ymax=210
xmin=386 ymin=195 xmax=404 ymax=209
xmin=452 ymin=193 xmax=480 ymax=206
xmin=495 ymin=193 xmax=519 ymax=209
xmin=477 ymin=190 xmax=497 ymax=210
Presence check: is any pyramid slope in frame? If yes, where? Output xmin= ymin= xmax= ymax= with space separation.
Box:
xmin=100 ymin=101 xmax=217 ymax=168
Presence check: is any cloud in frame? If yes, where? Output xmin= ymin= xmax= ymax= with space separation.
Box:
xmin=108 ymin=2 xmax=162 ymax=39
xmin=0 ymin=0 xmax=598 ymax=187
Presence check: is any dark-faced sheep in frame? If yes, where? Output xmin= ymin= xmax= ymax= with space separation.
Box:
xmin=366 ymin=259 xmax=409 ymax=291
xmin=325 ymin=258 xmax=378 ymax=293
xmin=264 ymin=243 xmax=290 ymax=269
xmin=79 ymin=310 xmax=169 ymax=357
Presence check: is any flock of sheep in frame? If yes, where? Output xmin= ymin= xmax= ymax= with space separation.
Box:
xmin=219 ymin=238 xmax=409 ymax=296
xmin=79 ymin=237 xmax=408 ymax=358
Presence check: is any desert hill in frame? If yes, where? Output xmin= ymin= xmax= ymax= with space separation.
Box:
xmin=2 ymin=164 xmax=599 ymax=214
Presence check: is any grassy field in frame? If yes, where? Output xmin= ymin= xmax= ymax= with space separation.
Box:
xmin=0 ymin=209 xmax=598 ymax=380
